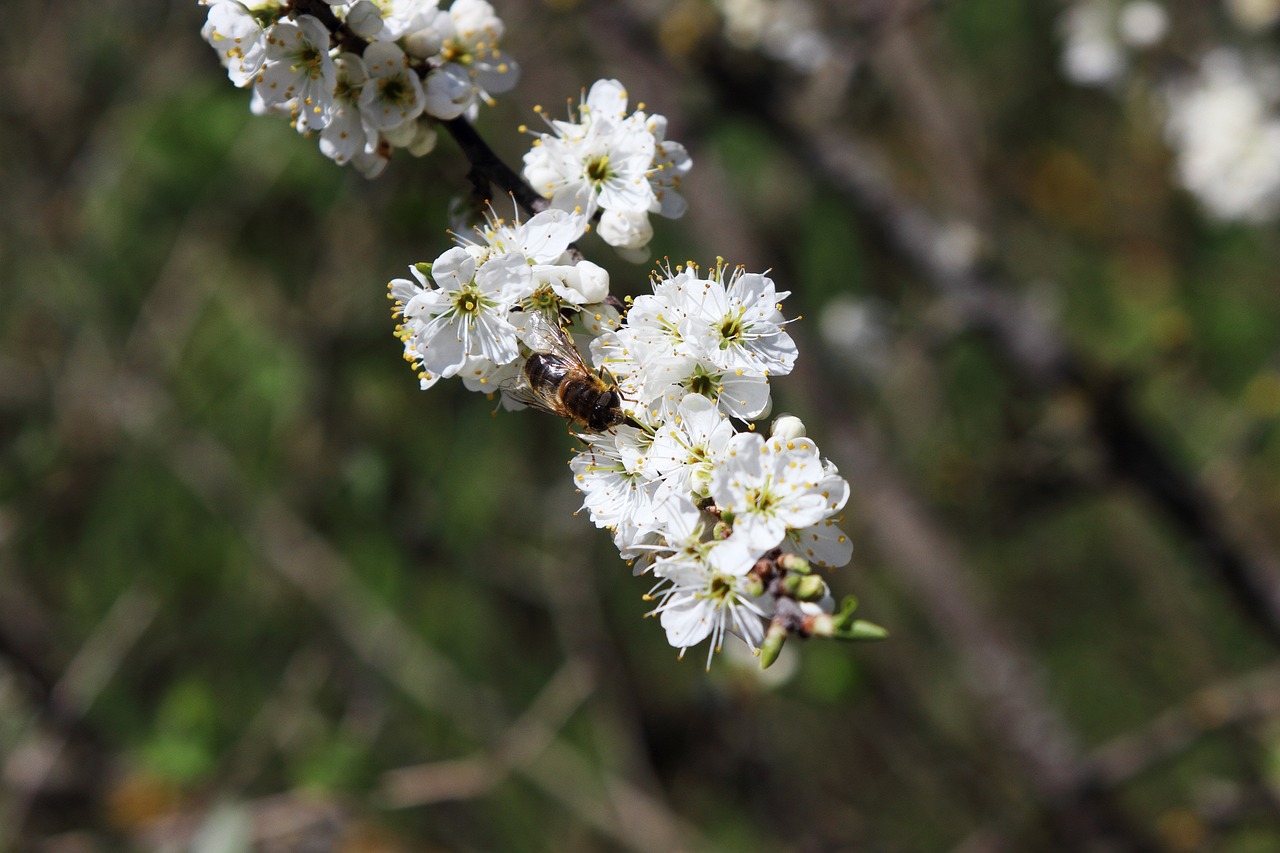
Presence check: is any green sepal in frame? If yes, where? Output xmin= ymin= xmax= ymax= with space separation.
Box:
xmin=836 ymin=620 xmax=889 ymax=641
xmin=414 ymin=262 xmax=433 ymax=278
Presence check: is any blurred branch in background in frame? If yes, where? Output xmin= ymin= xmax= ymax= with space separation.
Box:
xmin=686 ymin=3 xmax=1280 ymax=650
xmin=6 ymin=0 xmax=1280 ymax=849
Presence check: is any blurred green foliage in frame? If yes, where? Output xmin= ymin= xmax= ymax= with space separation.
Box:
xmin=5 ymin=0 xmax=1280 ymax=850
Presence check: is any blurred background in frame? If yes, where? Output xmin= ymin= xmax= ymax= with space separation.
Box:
xmin=5 ymin=0 xmax=1280 ymax=849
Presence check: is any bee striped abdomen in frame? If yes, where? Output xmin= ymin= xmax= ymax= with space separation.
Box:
xmin=525 ymin=352 xmax=573 ymax=391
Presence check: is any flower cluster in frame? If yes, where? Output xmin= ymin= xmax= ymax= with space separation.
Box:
xmin=199 ymin=0 xmax=518 ymax=176
xmin=1164 ymin=49 xmax=1280 ymax=223
xmin=566 ymin=263 xmax=858 ymax=666
xmin=388 ymin=206 xmax=611 ymax=391
xmin=522 ymin=79 xmax=691 ymax=260
xmin=1056 ymin=0 xmax=1167 ymax=87
xmin=591 ymin=261 xmax=796 ymax=423
xmin=202 ymin=2 xmax=880 ymax=669
xmin=390 ymin=241 xmax=867 ymax=666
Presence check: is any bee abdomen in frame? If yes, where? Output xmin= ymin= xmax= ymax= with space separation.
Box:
xmin=525 ymin=353 xmax=572 ymax=389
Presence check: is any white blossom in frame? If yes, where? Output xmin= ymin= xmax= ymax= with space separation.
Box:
xmin=710 ymin=433 xmax=835 ymax=552
xmin=522 ymin=79 xmax=691 ymax=255
xmin=411 ymin=0 xmax=519 ymax=119
xmin=201 ymin=1 xmax=272 ymax=87
xmin=680 ymin=265 xmax=797 ymax=377
xmin=318 ymin=53 xmax=375 ymax=165
xmin=255 ymin=15 xmax=337 ymax=131
xmin=1164 ymin=50 xmax=1280 ymax=223
xmin=359 ymin=41 xmax=426 ymax=131
xmin=645 ymin=393 xmax=736 ymax=500
xmin=390 ymin=248 xmax=533 ymax=388
xmin=647 ymin=558 xmax=772 ymax=669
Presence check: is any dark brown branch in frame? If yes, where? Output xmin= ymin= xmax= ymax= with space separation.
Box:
xmin=290 ymin=0 xmax=549 ymax=217
xmin=440 ymin=117 xmax=548 ymax=216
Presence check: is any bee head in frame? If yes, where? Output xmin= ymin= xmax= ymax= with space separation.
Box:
xmin=588 ymin=389 xmax=626 ymax=432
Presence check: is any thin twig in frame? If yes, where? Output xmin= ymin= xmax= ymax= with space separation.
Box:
xmin=1085 ymin=663 xmax=1280 ymax=788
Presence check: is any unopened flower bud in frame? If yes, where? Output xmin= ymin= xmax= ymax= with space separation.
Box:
xmin=712 ymin=520 xmax=732 ymax=540
xmin=382 ymin=118 xmax=418 ymax=147
xmin=408 ymin=121 xmax=438 ymax=157
xmin=403 ymin=25 xmax=445 ymax=59
xmin=742 ymin=574 xmax=766 ymax=598
xmin=838 ymin=620 xmax=890 ymax=641
xmin=758 ymin=621 xmax=788 ymax=670
xmin=345 ymin=1 xmax=384 ymax=38
xmin=770 ymin=413 xmax=806 ymax=441
xmin=599 ymin=208 xmax=653 ymax=251
xmin=775 ymin=552 xmax=810 ymax=574
xmin=783 ymin=573 xmax=827 ymax=601
xmin=573 ymin=260 xmax=610 ymax=303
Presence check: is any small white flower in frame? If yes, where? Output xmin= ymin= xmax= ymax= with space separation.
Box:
xmin=523 ymin=79 xmax=691 ymax=255
xmin=359 ymin=41 xmax=426 ymax=131
xmin=570 ymin=426 xmax=660 ymax=550
xmin=647 ymin=556 xmax=772 ymax=668
xmin=710 ymin=432 xmax=833 ymax=552
xmin=646 ymin=393 xmax=736 ymax=500
xmin=201 ymin=0 xmax=271 ymax=87
xmin=391 ymin=248 xmax=533 ymax=388
xmin=318 ymin=53 xmax=375 ymax=165
xmin=681 ymin=265 xmax=797 ymax=378
xmin=411 ymin=0 xmax=519 ymax=118
xmin=255 ymin=15 xmax=337 ymax=130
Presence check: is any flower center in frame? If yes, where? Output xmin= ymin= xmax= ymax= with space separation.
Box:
xmin=685 ymin=366 xmax=721 ymax=398
xmin=745 ymin=486 xmax=777 ymax=515
xmin=441 ymin=40 xmax=468 ymax=64
xmin=528 ymin=286 xmax=562 ymax=313
xmin=379 ymin=75 xmax=410 ymax=106
xmin=300 ymin=45 xmax=325 ymax=79
xmin=451 ymin=283 xmax=487 ymax=318
xmin=586 ymin=155 xmax=611 ymax=185
xmin=718 ymin=309 xmax=746 ymax=348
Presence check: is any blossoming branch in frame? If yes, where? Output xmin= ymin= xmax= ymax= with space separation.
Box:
xmin=199 ymin=0 xmax=885 ymax=668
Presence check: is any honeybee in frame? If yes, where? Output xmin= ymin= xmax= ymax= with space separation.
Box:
xmin=505 ymin=312 xmax=626 ymax=433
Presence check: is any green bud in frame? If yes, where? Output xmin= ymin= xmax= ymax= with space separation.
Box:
xmin=758 ymin=622 xmax=788 ymax=670
xmin=776 ymin=552 xmax=811 ymax=574
xmin=414 ymin=262 xmax=433 ymax=278
xmin=836 ymin=620 xmax=889 ymax=641
xmin=713 ymin=520 xmax=733 ymax=541
xmin=787 ymin=574 xmax=828 ymax=601
xmin=742 ymin=574 xmax=766 ymax=597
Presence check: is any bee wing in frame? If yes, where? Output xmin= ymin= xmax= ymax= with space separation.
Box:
xmin=511 ymin=311 xmax=593 ymax=372
xmin=498 ymin=369 xmax=553 ymax=413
